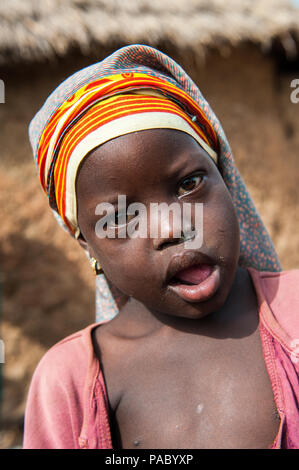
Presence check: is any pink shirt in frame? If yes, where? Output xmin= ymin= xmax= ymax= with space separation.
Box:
xmin=23 ymin=268 xmax=299 ymax=449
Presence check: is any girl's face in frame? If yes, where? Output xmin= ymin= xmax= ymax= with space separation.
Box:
xmin=76 ymin=129 xmax=240 ymax=319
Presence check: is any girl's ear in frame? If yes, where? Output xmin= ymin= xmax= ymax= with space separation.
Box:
xmin=76 ymin=232 xmax=97 ymax=259
xmin=76 ymin=231 xmax=89 ymax=251
xmin=77 ymin=236 xmax=88 ymax=251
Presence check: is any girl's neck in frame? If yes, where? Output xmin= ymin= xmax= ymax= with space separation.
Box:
xmin=110 ymin=266 xmax=258 ymax=341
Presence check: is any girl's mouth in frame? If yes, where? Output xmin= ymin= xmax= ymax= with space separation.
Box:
xmin=168 ymin=264 xmax=220 ymax=303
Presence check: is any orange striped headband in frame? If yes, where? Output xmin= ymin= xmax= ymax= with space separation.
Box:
xmin=37 ymin=73 xmax=218 ymax=235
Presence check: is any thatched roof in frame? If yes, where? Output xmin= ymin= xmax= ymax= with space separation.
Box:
xmin=0 ymin=0 xmax=299 ymax=65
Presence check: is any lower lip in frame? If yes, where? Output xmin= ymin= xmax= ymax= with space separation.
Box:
xmin=168 ymin=265 xmax=221 ymax=303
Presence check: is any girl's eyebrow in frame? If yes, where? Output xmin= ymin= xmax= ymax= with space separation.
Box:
xmin=165 ymin=149 xmax=209 ymax=178
xmin=88 ymin=149 xmax=209 ymax=210
xmin=91 ymin=195 xmax=130 ymax=209
xmin=102 ymin=197 xmax=119 ymax=207
xmin=84 ymin=196 xmax=118 ymax=214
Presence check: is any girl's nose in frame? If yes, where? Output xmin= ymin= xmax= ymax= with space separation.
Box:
xmin=153 ymin=231 xmax=186 ymax=251
xmin=150 ymin=205 xmax=195 ymax=250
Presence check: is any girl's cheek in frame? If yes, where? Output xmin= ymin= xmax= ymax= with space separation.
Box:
xmin=203 ymin=194 xmax=239 ymax=254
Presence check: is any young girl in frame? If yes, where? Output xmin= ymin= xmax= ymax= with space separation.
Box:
xmin=23 ymin=44 xmax=299 ymax=449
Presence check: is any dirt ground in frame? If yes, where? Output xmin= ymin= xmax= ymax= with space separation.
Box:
xmin=0 ymin=45 xmax=298 ymax=448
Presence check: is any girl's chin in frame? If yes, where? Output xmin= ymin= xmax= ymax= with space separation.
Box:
xmin=166 ymin=279 xmax=233 ymax=320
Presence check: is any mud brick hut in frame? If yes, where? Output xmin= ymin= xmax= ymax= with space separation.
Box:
xmin=0 ymin=0 xmax=299 ymax=448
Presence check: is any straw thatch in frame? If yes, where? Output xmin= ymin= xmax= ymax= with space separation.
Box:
xmin=0 ymin=0 xmax=299 ymax=65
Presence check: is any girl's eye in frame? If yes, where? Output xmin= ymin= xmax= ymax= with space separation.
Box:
xmin=113 ymin=211 xmax=137 ymax=226
xmin=177 ymin=174 xmax=204 ymax=197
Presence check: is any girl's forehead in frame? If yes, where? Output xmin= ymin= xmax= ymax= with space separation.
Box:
xmin=76 ymin=129 xmax=216 ymax=206
xmin=81 ymin=129 xmax=213 ymax=178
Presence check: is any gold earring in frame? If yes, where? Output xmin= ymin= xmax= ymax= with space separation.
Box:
xmin=90 ymin=257 xmax=103 ymax=275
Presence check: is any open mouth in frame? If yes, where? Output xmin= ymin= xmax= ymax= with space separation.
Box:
xmin=167 ymin=264 xmax=220 ymax=303
xmin=169 ymin=264 xmax=213 ymax=286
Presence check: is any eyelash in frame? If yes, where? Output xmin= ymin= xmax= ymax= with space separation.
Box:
xmin=114 ymin=212 xmax=135 ymax=226
xmin=107 ymin=211 xmax=138 ymax=229
xmin=108 ymin=172 xmax=206 ymax=227
xmin=177 ymin=172 xmax=205 ymax=197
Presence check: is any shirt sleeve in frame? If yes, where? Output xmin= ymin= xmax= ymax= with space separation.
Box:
xmin=23 ymin=338 xmax=85 ymax=449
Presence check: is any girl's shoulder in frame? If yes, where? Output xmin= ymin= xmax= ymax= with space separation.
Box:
xmin=34 ymin=323 xmax=98 ymax=378
xmin=23 ymin=323 xmax=103 ymax=448
xmin=248 ymin=267 xmax=299 ymax=358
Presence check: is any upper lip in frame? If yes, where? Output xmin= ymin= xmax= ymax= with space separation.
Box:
xmin=164 ymin=250 xmax=215 ymax=285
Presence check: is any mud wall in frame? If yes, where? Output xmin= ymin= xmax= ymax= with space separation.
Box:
xmin=0 ymin=44 xmax=298 ymax=447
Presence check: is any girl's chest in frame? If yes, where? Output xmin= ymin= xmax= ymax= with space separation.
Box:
xmin=103 ymin=328 xmax=281 ymax=449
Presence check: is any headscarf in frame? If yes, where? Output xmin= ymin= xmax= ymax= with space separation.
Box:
xmin=36 ymin=73 xmax=218 ymax=235
xmin=29 ymin=44 xmax=281 ymax=322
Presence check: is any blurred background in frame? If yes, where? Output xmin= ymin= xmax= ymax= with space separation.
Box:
xmin=0 ymin=0 xmax=298 ymax=448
